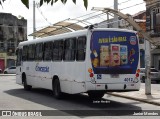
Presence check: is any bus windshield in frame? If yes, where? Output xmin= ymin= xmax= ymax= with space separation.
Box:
xmin=90 ymin=30 xmax=139 ymax=74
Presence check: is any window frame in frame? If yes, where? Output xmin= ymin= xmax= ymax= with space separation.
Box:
xmin=35 ymin=43 xmax=44 ymax=61
xmin=53 ymin=40 xmax=64 ymax=61
xmin=9 ymin=66 xmax=16 ymax=69
xmin=16 ymin=48 xmax=22 ymax=66
xmin=76 ymin=36 xmax=86 ymax=61
xmin=22 ymin=45 xmax=28 ymax=61
xmin=44 ymin=41 xmax=53 ymax=61
xmin=28 ymin=44 xmax=35 ymax=61
xmin=63 ymin=37 xmax=76 ymax=61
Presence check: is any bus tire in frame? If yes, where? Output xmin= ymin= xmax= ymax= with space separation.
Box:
xmin=22 ymin=74 xmax=32 ymax=91
xmin=88 ymin=91 xmax=105 ymax=100
xmin=53 ymin=79 xmax=63 ymax=99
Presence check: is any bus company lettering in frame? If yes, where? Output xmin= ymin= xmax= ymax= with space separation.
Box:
xmin=99 ymin=36 xmax=126 ymax=43
xmin=35 ymin=63 xmax=49 ymax=72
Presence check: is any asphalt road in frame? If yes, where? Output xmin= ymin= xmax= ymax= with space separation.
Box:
xmin=0 ymin=75 xmax=160 ymax=119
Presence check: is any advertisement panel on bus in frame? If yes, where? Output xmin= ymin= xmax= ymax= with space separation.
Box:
xmin=90 ymin=30 xmax=139 ymax=74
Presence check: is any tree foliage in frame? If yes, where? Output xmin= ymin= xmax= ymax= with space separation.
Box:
xmin=0 ymin=0 xmax=88 ymax=9
xmin=0 ymin=0 xmax=6 ymax=7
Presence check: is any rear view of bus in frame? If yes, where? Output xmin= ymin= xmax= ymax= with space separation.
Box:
xmin=86 ymin=29 xmax=140 ymax=99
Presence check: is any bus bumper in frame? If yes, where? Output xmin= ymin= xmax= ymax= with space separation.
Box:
xmin=86 ymin=82 xmax=140 ymax=92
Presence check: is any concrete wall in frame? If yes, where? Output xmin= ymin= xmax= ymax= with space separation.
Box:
xmin=145 ymin=0 xmax=160 ymax=70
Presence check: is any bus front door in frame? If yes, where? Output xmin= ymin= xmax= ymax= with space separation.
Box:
xmin=16 ymin=48 xmax=22 ymax=84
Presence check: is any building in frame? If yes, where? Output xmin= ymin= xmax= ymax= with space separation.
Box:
xmin=133 ymin=11 xmax=146 ymax=68
xmin=144 ymin=0 xmax=160 ymax=70
xmin=0 ymin=13 xmax=27 ymax=72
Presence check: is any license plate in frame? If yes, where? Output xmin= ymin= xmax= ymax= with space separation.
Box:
xmin=110 ymin=74 xmax=119 ymax=78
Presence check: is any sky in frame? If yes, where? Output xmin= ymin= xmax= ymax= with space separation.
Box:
xmin=0 ymin=0 xmax=146 ymax=40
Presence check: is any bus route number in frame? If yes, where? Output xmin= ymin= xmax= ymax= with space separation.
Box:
xmin=124 ymin=78 xmax=133 ymax=82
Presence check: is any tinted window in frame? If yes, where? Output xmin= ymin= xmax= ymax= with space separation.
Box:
xmin=22 ymin=46 xmax=28 ymax=61
xmin=64 ymin=38 xmax=76 ymax=61
xmin=10 ymin=67 xmax=16 ymax=69
xmin=35 ymin=43 xmax=43 ymax=61
xmin=76 ymin=36 xmax=86 ymax=61
xmin=53 ymin=40 xmax=64 ymax=61
xmin=44 ymin=42 xmax=52 ymax=61
xmin=28 ymin=44 xmax=35 ymax=61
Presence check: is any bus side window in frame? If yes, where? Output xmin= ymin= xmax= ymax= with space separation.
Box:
xmin=35 ymin=43 xmax=43 ymax=61
xmin=76 ymin=36 xmax=86 ymax=61
xmin=64 ymin=38 xmax=76 ymax=61
xmin=28 ymin=44 xmax=35 ymax=61
xmin=53 ymin=40 xmax=64 ymax=61
xmin=59 ymin=40 xmax=64 ymax=60
xmin=22 ymin=46 xmax=28 ymax=61
xmin=53 ymin=41 xmax=59 ymax=61
xmin=44 ymin=42 xmax=52 ymax=61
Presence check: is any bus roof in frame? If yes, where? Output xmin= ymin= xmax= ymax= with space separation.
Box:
xmin=19 ymin=28 xmax=137 ymax=47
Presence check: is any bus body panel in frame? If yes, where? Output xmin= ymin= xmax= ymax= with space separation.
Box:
xmin=34 ymin=61 xmax=52 ymax=89
xmin=16 ymin=28 xmax=140 ymax=95
xmin=85 ymin=29 xmax=140 ymax=91
xmin=54 ymin=62 xmax=86 ymax=94
xmin=19 ymin=59 xmax=87 ymax=94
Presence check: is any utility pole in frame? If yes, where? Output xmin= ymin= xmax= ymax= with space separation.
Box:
xmin=145 ymin=40 xmax=151 ymax=95
xmin=113 ymin=0 xmax=118 ymax=28
xmin=107 ymin=13 xmax=109 ymax=28
xmin=33 ymin=0 xmax=36 ymax=39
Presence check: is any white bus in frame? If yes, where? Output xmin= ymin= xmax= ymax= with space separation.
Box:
xmin=16 ymin=28 xmax=141 ymax=100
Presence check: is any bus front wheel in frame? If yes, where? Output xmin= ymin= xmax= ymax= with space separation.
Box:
xmin=53 ymin=79 xmax=63 ymax=99
xmin=22 ymin=74 xmax=32 ymax=91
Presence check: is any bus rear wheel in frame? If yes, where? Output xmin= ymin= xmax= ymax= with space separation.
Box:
xmin=53 ymin=79 xmax=63 ymax=99
xmin=88 ymin=91 xmax=105 ymax=100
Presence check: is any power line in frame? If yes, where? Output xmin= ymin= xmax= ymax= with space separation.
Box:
xmin=72 ymin=11 xmax=101 ymax=19
xmin=36 ymin=6 xmax=52 ymax=25
xmin=118 ymin=0 xmax=132 ymax=5
xmin=34 ymin=0 xmax=134 ymax=28
xmin=33 ymin=0 xmax=146 ymax=32
xmin=108 ymin=0 xmax=132 ymax=8
xmin=120 ymin=2 xmax=145 ymax=11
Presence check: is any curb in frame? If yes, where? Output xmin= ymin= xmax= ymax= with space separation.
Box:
xmin=106 ymin=92 xmax=160 ymax=106
xmin=0 ymin=74 xmax=16 ymax=76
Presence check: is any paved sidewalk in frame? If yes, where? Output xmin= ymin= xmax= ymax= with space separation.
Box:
xmin=107 ymin=88 xmax=160 ymax=106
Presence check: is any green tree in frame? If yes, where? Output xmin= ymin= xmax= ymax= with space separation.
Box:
xmin=0 ymin=0 xmax=6 ymax=8
xmin=0 ymin=0 xmax=88 ymax=9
